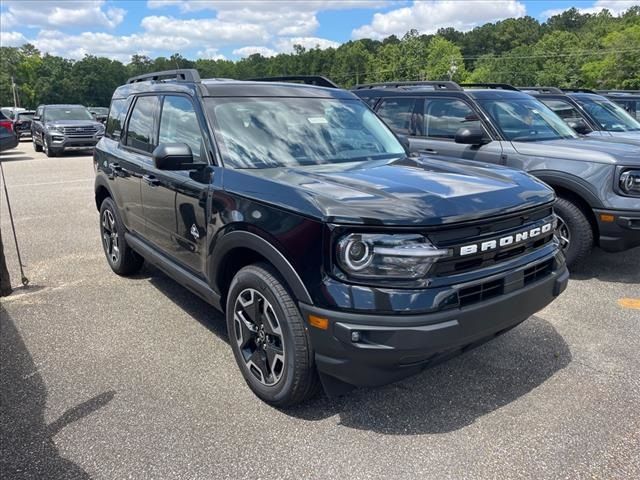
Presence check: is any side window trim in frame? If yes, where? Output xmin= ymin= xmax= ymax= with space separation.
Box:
xmin=423 ymin=95 xmax=490 ymax=142
xmin=158 ymin=92 xmax=214 ymax=165
xmin=121 ymin=94 xmax=160 ymax=157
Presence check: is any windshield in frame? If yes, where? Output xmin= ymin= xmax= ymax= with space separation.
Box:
xmin=17 ymin=113 xmax=34 ymax=120
xmin=91 ymin=108 xmax=109 ymax=115
xmin=575 ymin=96 xmax=640 ymax=132
xmin=207 ymin=97 xmax=405 ymax=169
xmin=46 ymin=107 xmax=94 ymax=121
xmin=478 ymin=97 xmax=578 ymax=142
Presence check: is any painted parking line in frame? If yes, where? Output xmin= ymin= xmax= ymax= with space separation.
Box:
xmin=618 ymin=298 xmax=640 ymax=310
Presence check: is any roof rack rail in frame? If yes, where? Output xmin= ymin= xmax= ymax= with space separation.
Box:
xmin=596 ymin=89 xmax=640 ymax=95
xmin=460 ymin=83 xmax=520 ymax=91
xmin=561 ymin=88 xmax=597 ymax=94
xmin=126 ymin=69 xmax=201 ymax=84
xmin=518 ymin=86 xmax=563 ymax=94
xmin=353 ymin=81 xmax=462 ymax=91
xmin=249 ymin=76 xmax=339 ymax=89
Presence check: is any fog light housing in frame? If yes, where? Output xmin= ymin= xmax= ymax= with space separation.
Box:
xmin=619 ymin=169 xmax=640 ymax=196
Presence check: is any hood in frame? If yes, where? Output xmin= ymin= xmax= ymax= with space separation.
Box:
xmin=223 ymin=156 xmax=555 ymax=226
xmin=511 ymin=137 xmax=640 ymax=165
xmin=46 ymin=119 xmax=102 ymax=128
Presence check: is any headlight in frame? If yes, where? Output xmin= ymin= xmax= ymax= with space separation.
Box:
xmin=46 ymin=125 xmax=62 ymax=134
xmin=336 ymin=233 xmax=450 ymax=280
xmin=619 ymin=169 xmax=640 ymax=196
xmin=96 ymin=124 xmax=105 ymax=134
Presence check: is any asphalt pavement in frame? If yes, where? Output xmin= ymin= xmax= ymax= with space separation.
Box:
xmin=1 ymin=140 xmax=639 ymax=479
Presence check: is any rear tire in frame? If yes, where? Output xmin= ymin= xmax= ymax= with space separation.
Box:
xmin=554 ymin=197 xmax=593 ymax=267
xmin=33 ymin=136 xmax=42 ymax=152
xmin=226 ymin=263 xmax=320 ymax=407
xmin=99 ymin=197 xmax=144 ymax=276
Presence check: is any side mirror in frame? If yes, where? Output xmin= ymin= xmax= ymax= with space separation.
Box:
xmin=152 ymin=143 xmax=203 ymax=171
xmin=396 ymin=134 xmax=411 ymax=152
xmin=568 ymin=119 xmax=592 ymax=135
xmin=454 ymin=126 xmax=490 ymax=145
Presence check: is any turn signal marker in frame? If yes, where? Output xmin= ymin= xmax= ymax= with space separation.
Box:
xmin=600 ymin=214 xmax=615 ymax=223
xmin=308 ymin=315 xmax=329 ymax=330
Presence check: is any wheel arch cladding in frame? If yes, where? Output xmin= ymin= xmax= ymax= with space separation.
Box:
xmin=213 ymin=230 xmax=313 ymax=308
xmin=95 ymin=184 xmax=112 ymax=211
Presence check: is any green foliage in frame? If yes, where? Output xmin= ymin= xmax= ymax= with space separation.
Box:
xmin=1 ymin=9 xmax=638 ymax=108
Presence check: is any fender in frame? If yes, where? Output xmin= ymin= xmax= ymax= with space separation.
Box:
xmin=529 ymin=170 xmax=604 ymax=209
xmin=210 ymin=230 xmax=313 ymax=305
xmin=94 ymin=174 xmax=115 ymax=210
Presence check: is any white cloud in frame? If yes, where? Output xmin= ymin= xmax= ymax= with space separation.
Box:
xmin=198 ymin=47 xmax=227 ymax=60
xmin=141 ymin=15 xmax=270 ymax=44
xmin=352 ymin=0 xmax=527 ymax=39
xmin=0 ymin=31 xmax=29 ymax=48
xmin=2 ymin=0 xmax=125 ymax=29
xmin=541 ymin=0 xmax=639 ymax=18
xmin=232 ymin=46 xmax=278 ymax=58
xmin=275 ymin=37 xmax=340 ymax=53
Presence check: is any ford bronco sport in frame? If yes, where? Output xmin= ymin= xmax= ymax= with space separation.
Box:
xmin=354 ymin=81 xmax=640 ymax=267
xmin=95 ymin=70 xmax=568 ymax=406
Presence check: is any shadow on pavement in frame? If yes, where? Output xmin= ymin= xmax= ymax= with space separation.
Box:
xmin=142 ymin=264 xmax=571 ymax=435
xmin=0 ymin=307 xmax=115 ymax=479
xmin=0 ymin=151 xmax=34 ymax=162
xmin=569 ymin=246 xmax=640 ymax=284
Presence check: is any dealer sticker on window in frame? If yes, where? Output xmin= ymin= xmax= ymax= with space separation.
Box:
xmin=307 ymin=117 xmax=328 ymax=124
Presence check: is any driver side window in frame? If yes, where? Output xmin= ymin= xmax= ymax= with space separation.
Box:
xmin=159 ymin=96 xmax=203 ymax=161
xmin=423 ymin=98 xmax=482 ymax=139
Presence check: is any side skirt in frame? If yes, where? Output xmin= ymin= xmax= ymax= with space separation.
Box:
xmin=125 ymin=232 xmax=222 ymax=311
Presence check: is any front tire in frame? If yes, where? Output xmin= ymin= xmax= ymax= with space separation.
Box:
xmin=554 ymin=197 xmax=593 ymax=267
xmin=43 ymin=137 xmax=57 ymax=157
xmin=99 ymin=197 xmax=144 ymax=276
xmin=226 ymin=263 xmax=320 ymax=407
xmin=33 ymin=135 xmax=42 ymax=152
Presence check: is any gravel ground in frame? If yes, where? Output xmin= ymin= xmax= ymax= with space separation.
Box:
xmin=1 ymin=141 xmax=639 ymax=480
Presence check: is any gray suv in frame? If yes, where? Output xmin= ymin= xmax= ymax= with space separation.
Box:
xmin=353 ymin=82 xmax=640 ymax=267
xmin=31 ymin=104 xmax=105 ymax=157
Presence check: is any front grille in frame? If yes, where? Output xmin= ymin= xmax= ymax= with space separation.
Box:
xmin=61 ymin=126 xmax=98 ymax=137
xmin=524 ymin=259 xmax=553 ymax=285
xmin=458 ymin=278 xmax=504 ymax=307
xmin=429 ymin=206 xmax=555 ymax=276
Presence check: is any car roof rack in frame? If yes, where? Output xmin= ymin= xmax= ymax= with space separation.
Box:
xmin=561 ymin=88 xmax=597 ymax=94
xmin=126 ymin=69 xmax=201 ymax=84
xmin=249 ymin=76 xmax=340 ymax=89
xmin=460 ymin=83 xmax=520 ymax=91
xmin=353 ymin=81 xmax=462 ymax=91
xmin=518 ymin=86 xmax=563 ymax=94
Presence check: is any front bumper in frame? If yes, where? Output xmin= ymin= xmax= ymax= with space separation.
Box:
xmin=49 ymin=134 xmax=101 ymax=151
xmin=595 ymin=208 xmax=640 ymax=252
xmin=300 ymin=259 xmax=569 ymax=390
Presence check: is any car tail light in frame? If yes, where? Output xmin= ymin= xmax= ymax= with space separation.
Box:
xmin=0 ymin=120 xmax=13 ymax=131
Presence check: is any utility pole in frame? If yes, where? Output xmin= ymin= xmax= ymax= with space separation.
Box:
xmin=448 ymin=58 xmax=458 ymax=81
xmin=11 ymin=76 xmax=19 ymax=108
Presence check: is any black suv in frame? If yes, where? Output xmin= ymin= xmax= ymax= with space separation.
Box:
xmin=95 ymin=70 xmax=568 ymax=406
xmin=32 ymin=104 xmax=105 ymax=157
xmin=354 ymin=81 xmax=640 ymax=266
xmin=520 ymin=87 xmax=640 ymax=142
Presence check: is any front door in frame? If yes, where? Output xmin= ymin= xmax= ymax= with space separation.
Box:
xmin=142 ymin=94 xmax=210 ymax=274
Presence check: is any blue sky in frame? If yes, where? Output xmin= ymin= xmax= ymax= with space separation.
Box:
xmin=1 ymin=1 xmax=637 ymax=62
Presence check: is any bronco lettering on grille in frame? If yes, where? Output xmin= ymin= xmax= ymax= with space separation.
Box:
xmin=459 ymin=222 xmax=553 ymax=256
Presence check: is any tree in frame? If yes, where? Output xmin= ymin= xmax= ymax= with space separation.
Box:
xmin=425 ymin=36 xmax=466 ymax=81
xmin=582 ymin=25 xmax=640 ymax=88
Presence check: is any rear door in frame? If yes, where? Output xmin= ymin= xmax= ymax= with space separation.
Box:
xmin=408 ymin=96 xmax=504 ymax=163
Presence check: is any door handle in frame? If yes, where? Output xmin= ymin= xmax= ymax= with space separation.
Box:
xmin=420 ymin=148 xmax=438 ymax=155
xmin=143 ymin=174 xmax=161 ymax=187
xmin=109 ymin=162 xmax=123 ymax=172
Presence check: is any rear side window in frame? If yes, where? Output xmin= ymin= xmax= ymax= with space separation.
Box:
xmin=125 ymin=96 xmax=159 ymax=153
xmin=376 ymin=98 xmax=420 ymax=135
xmin=106 ymin=99 xmax=127 ymax=140
xmin=424 ymin=98 xmax=481 ymax=139
xmin=539 ymin=99 xmax=584 ymax=125
xmin=159 ymin=96 xmax=202 ymax=160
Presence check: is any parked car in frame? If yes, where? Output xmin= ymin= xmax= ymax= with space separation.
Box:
xmin=0 ymin=110 xmax=14 ymax=134
xmin=13 ymin=110 xmax=35 ymax=139
xmin=31 ymin=104 xmax=104 ymax=157
xmin=0 ymin=125 xmax=18 ymax=152
xmin=520 ymin=87 xmax=640 ymax=141
xmin=95 ymin=70 xmax=568 ymax=406
xmin=88 ymin=107 xmax=109 ymax=124
xmin=353 ymin=81 xmax=640 ymax=266
xmin=1 ymin=107 xmax=26 ymax=120
xmin=597 ymin=90 xmax=640 ymax=122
